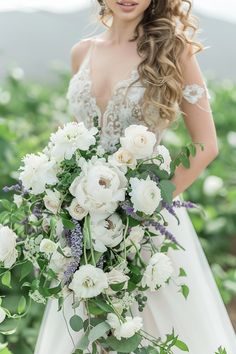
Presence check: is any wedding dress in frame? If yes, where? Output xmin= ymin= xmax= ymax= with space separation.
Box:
xmin=34 ymin=37 xmax=236 ymax=354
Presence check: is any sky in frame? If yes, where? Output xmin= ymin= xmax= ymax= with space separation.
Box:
xmin=0 ymin=0 xmax=236 ymax=24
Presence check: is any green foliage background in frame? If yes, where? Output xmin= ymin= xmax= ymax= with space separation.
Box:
xmin=0 ymin=67 xmax=235 ymax=353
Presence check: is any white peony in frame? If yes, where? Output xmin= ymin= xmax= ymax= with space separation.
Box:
xmin=107 ymin=313 xmax=143 ymax=340
xmin=39 ymin=239 xmax=57 ymax=255
xmin=142 ymin=252 xmax=173 ymax=291
xmin=48 ymin=122 xmax=98 ymax=162
xmin=151 ymin=145 xmax=172 ymax=174
xmin=129 ymin=175 xmax=162 ymax=215
xmin=13 ymin=194 xmax=23 ymax=208
xmin=69 ymin=264 xmax=108 ymax=299
xmin=90 ymin=213 xmax=124 ymax=253
xmin=108 ymin=147 xmax=137 ymax=173
xmin=69 ymin=156 xmax=128 ymax=218
xmin=19 ymin=153 xmax=58 ymax=195
xmin=0 ymin=225 xmax=18 ymax=268
xmin=66 ymin=198 xmax=88 ymax=221
xmin=125 ymin=225 xmax=145 ymax=253
xmin=0 ymin=307 xmax=6 ymax=324
xmin=120 ymin=124 xmax=156 ymax=159
xmin=43 ymin=189 xmax=61 ymax=214
xmin=203 ymin=176 xmax=223 ymax=197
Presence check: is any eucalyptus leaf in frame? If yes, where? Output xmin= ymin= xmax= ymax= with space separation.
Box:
xmin=69 ymin=315 xmax=84 ymax=332
xmin=106 ymin=334 xmax=142 ymax=353
xmin=88 ymin=321 xmax=110 ymax=342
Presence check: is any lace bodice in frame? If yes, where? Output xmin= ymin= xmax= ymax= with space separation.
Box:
xmin=66 ymin=38 xmax=211 ymax=153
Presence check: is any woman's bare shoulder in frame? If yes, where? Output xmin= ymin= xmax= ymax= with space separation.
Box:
xmin=70 ymin=37 xmax=94 ymax=75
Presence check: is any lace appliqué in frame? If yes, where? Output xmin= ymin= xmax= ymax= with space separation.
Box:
xmin=182 ymin=82 xmax=212 ymax=113
xmin=66 ymin=65 xmax=164 ymax=153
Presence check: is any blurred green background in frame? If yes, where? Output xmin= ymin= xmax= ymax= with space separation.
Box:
xmin=0 ymin=67 xmax=235 ymax=353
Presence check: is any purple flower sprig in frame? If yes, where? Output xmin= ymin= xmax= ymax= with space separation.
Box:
xmin=120 ymin=201 xmax=145 ymax=222
xmin=3 ymin=180 xmax=28 ymax=196
xmin=143 ymin=219 xmax=184 ymax=250
xmin=63 ymin=261 xmax=79 ymax=286
xmin=69 ymin=219 xmax=84 ymax=262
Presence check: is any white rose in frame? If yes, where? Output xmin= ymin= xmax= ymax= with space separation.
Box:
xmin=13 ymin=194 xmax=23 ymax=208
xmin=66 ymin=198 xmax=88 ymax=220
xmin=108 ymin=148 xmax=137 ymax=173
xmin=142 ymin=252 xmax=173 ymax=291
xmin=151 ymin=145 xmax=172 ymax=174
xmin=0 ymin=307 xmax=6 ymax=324
xmin=91 ymin=213 xmax=124 ymax=253
xmin=120 ymin=124 xmax=156 ymax=159
xmin=203 ymin=176 xmax=223 ymax=197
xmin=69 ymin=264 xmax=108 ymax=299
xmin=0 ymin=225 xmax=18 ymax=268
xmin=43 ymin=189 xmax=61 ymax=214
xmin=19 ymin=153 xmax=58 ymax=195
xmin=125 ymin=225 xmax=145 ymax=253
xmin=42 ymin=214 xmax=50 ymax=233
xmin=69 ymin=156 xmax=127 ymax=218
xmin=129 ymin=175 xmax=162 ymax=215
xmin=48 ymin=122 xmax=98 ymax=162
xmin=39 ymin=239 xmax=57 ymax=255
xmin=107 ymin=313 xmax=143 ymax=340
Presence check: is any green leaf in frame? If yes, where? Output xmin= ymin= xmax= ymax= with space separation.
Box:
xmin=87 ymin=301 xmax=104 ymax=316
xmin=180 ymin=284 xmax=189 ymax=300
xmin=159 ymin=180 xmax=176 ymax=204
xmin=178 ymin=268 xmax=187 ymax=277
xmin=17 ymin=296 xmax=27 ymax=314
xmin=180 ymin=154 xmax=190 ymax=169
xmin=92 ymin=297 xmax=113 ymax=313
xmin=1 ymin=271 xmax=11 ymax=289
xmin=20 ymin=261 xmax=33 ymax=281
xmin=0 ymin=200 xmax=13 ymax=211
xmin=88 ymin=321 xmax=110 ymax=342
xmin=62 ymin=217 xmax=76 ymax=230
xmin=76 ymin=332 xmax=90 ymax=351
xmin=188 ymin=144 xmax=197 ymax=157
xmin=69 ymin=315 xmax=84 ymax=332
xmin=175 ymin=339 xmax=189 ymax=352
xmin=110 ymin=282 xmax=126 ymax=292
xmin=106 ymin=334 xmax=142 ymax=353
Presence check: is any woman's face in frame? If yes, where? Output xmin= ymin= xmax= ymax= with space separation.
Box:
xmin=104 ymin=0 xmax=152 ymax=21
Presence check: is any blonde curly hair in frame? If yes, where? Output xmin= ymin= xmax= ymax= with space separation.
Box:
xmin=97 ymin=0 xmax=204 ymax=127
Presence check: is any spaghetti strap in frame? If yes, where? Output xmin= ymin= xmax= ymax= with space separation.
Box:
xmin=80 ymin=37 xmax=97 ymax=71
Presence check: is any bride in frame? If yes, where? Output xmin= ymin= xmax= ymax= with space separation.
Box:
xmin=34 ymin=0 xmax=236 ymax=353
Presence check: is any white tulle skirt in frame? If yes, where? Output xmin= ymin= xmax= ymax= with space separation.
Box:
xmin=34 ymin=195 xmax=236 ymax=354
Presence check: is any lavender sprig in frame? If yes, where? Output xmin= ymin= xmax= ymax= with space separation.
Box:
xmin=69 ymin=219 xmax=84 ymax=262
xmin=143 ymin=219 xmax=184 ymax=249
xmin=63 ymin=261 xmax=78 ymax=286
xmin=120 ymin=201 xmax=145 ymax=221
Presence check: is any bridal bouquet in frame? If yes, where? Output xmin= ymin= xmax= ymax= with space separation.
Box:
xmin=0 ymin=117 xmax=199 ymax=354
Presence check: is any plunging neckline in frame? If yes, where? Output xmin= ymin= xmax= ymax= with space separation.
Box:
xmin=86 ymin=38 xmax=141 ymax=121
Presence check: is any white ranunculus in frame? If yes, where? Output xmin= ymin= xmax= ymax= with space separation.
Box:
xmin=106 ymin=268 xmax=129 ymax=286
xmin=42 ymin=214 xmax=50 ymax=233
xmin=40 ymin=239 xmax=57 ymax=255
xmin=203 ymin=176 xmax=224 ymax=197
xmin=43 ymin=189 xmax=61 ymax=214
xmin=66 ymin=198 xmax=88 ymax=220
xmin=69 ymin=264 xmax=108 ymax=299
xmin=142 ymin=252 xmax=173 ymax=291
xmin=69 ymin=156 xmax=128 ymax=218
xmin=125 ymin=225 xmax=145 ymax=253
xmin=152 ymin=145 xmax=172 ymax=174
xmin=90 ymin=213 xmax=124 ymax=253
xmin=19 ymin=153 xmax=58 ymax=195
xmin=120 ymin=124 xmax=156 ymax=159
xmin=0 ymin=225 xmax=18 ymax=268
xmin=107 ymin=313 xmax=143 ymax=340
xmin=48 ymin=122 xmax=98 ymax=162
xmin=108 ymin=148 xmax=137 ymax=173
xmin=55 ymin=219 xmax=64 ymax=238
xmin=129 ymin=175 xmax=162 ymax=215
xmin=0 ymin=307 xmax=6 ymax=324
xmin=13 ymin=194 xmax=23 ymax=208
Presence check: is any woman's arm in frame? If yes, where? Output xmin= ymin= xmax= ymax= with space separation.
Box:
xmin=171 ymin=44 xmax=219 ymax=198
